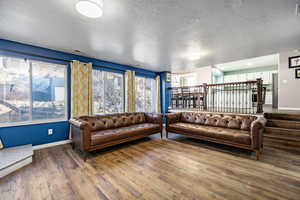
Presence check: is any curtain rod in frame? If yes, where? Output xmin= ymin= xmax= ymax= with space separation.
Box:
xmin=0 ymin=48 xmax=155 ymax=75
xmin=0 ymin=48 xmax=71 ymax=62
xmin=0 ymin=48 xmax=125 ymax=70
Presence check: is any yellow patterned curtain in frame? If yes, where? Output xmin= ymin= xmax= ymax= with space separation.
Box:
xmin=0 ymin=137 xmax=3 ymax=149
xmin=125 ymin=70 xmax=136 ymax=112
xmin=71 ymin=60 xmax=93 ymax=118
xmin=156 ymin=75 xmax=161 ymax=113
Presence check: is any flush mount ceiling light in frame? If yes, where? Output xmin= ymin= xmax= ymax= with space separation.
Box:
xmin=76 ymin=0 xmax=103 ymax=18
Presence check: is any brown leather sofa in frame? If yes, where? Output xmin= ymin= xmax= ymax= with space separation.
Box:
xmin=70 ymin=112 xmax=163 ymax=161
xmin=166 ymin=112 xmax=267 ymax=160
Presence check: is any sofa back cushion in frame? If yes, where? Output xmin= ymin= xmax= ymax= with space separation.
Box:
xmin=78 ymin=112 xmax=146 ymax=131
xmin=180 ymin=112 xmax=257 ymax=131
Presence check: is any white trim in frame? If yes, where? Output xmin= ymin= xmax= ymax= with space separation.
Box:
xmin=0 ymin=118 xmax=68 ymax=128
xmin=278 ymin=107 xmax=300 ymax=111
xmin=0 ymin=156 xmax=32 ymax=178
xmin=33 ymin=139 xmax=72 ymax=151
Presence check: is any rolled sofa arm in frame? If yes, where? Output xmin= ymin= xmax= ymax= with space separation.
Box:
xmin=165 ymin=113 xmax=181 ymax=125
xmin=69 ymin=118 xmax=91 ymax=151
xmin=145 ymin=113 xmax=163 ymax=124
xmin=250 ymin=117 xmax=267 ymax=149
xmin=69 ymin=118 xmax=89 ymax=129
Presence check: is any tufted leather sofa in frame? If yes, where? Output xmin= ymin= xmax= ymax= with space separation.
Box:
xmin=70 ymin=112 xmax=163 ymax=161
xmin=166 ymin=112 xmax=266 ymax=160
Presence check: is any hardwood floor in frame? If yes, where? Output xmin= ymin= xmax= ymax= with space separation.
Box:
xmin=1 ymin=133 xmax=300 ymax=200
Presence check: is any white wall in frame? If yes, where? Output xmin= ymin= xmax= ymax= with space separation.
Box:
xmin=172 ymin=66 xmax=212 ymax=87
xmin=194 ymin=66 xmax=212 ymax=85
xmin=279 ymin=51 xmax=300 ymax=110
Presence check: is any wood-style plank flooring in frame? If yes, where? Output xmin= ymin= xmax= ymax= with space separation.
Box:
xmin=1 ymin=133 xmax=300 ymax=200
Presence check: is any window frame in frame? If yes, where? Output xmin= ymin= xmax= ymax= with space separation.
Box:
xmin=92 ymin=68 xmax=125 ymax=115
xmin=0 ymin=56 xmax=68 ymax=128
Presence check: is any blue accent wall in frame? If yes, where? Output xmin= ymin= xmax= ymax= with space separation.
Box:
xmin=0 ymin=122 xmax=70 ymax=147
xmin=159 ymin=72 xmax=171 ymax=114
xmin=0 ymin=39 xmax=158 ymax=148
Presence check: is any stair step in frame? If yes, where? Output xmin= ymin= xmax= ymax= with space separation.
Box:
xmin=0 ymin=144 xmax=33 ymax=178
xmin=266 ymin=119 xmax=300 ymax=130
xmin=264 ymin=127 xmax=300 ymax=142
xmin=265 ymin=127 xmax=300 ymax=140
xmin=264 ymin=113 xmax=300 ymax=121
xmin=264 ymin=137 xmax=300 ymax=148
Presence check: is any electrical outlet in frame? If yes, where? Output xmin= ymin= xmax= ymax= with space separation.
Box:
xmin=48 ymin=129 xmax=53 ymax=135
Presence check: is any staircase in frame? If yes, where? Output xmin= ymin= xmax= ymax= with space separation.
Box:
xmin=0 ymin=144 xmax=33 ymax=178
xmin=264 ymin=113 xmax=300 ymax=147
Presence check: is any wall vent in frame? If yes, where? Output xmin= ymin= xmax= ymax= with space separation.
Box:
xmin=296 ymin=4 xmax=300 ymax=16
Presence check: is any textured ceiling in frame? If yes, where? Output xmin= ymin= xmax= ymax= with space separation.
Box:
xmin=0 ymin=0 xmax=300 ymax=72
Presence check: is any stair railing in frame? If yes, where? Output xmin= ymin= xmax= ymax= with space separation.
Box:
xmin=168 ymin=78 xmax=264 ymax=114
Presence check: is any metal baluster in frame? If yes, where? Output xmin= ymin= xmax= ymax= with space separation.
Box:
xmin=235 ymin=83 xmax=237 ymax=113
xmin=239 ymin=83 xmax=241 ymax=113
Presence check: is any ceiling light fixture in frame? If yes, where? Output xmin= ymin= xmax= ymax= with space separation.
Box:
xmin=76 ymin=0 xmax=103 ymax=18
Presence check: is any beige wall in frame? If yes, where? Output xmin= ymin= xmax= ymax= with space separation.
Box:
xmin=279 ymin=51 xmax=300 ymax=110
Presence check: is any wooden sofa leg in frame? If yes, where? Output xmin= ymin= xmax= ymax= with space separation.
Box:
xmin=71 ymin=142 xmax=75 ymax=150
xmin=260 ymin=147 xmax=263 ymax=153
xmin=83 ymin=151 xmax=88 ymax=162
xmin=255 ymin=150 xmax=260 ymax=160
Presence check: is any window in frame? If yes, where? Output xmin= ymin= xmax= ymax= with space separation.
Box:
xmin=0 ymin=56 xmax=67 ymax=126
xmin=93 ymin=70 xmax=124 ymax=114
xmin=135 ymin=76 xmax=156 ymax=112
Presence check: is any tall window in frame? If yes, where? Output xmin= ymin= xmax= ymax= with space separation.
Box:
xmin=0 ymin=56 xmax=67 ymax=126
xmin=93 ymin=70 xmax=124 ymax=114
xmin=135 ymin=76 xmax=156 ymax=112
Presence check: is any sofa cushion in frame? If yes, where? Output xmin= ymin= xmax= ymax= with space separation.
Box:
xmin=215 ymin=118 xmax=228 ymax=128
xmin=227 ymin=118 xmax=241 ymax=129
xmin=241 ymin=119 xmax=252 ymax=131
xmin=91 ymin=123 xmax=160 ymax=145
xmin=204 ymin=117 xmax=217 ymax=126
xmin=168 ymin=122 xmax=251 ymax=145
xmin=181 ymin=112 xmax=196 ymax=123
xmin=194 ymin=114 xmax=206 ymax=124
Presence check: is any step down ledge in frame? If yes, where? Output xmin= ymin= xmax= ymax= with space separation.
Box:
xmin=0 ymin=144 xmax=33 ymax=178
xmin=0 ymin=156 xmax=32 ymax=178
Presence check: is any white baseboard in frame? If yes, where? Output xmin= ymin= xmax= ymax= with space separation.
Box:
xmin=33 ymin=139 xmax=72 ymax=151
xmin=0 ymin=156 xmax=32 ymax=178
xmin=278 ymin=107 xmax=300 ymax=111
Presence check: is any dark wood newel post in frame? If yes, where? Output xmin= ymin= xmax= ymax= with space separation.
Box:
xmin=256 ymin=78 xmax=263 ymax=113
xmin=203 ymin=83 xmax=208 ymax=111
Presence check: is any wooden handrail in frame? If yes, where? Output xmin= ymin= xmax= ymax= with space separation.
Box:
xmin=168 ymin=80 xmax=258 ymax=90
xmin=168 ymin=85 xmax=203 ymax=90
xmin=206 ymin=80 xmax=258 ymax=87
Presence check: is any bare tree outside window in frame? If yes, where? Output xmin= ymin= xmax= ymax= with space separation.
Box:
xmin=93 ymin=70 xmax=124 ymax=114
xmin=135 ymin=76 xmax=156 ymax=112
xmin=0 ymin=56 xmax=67 ymax=126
